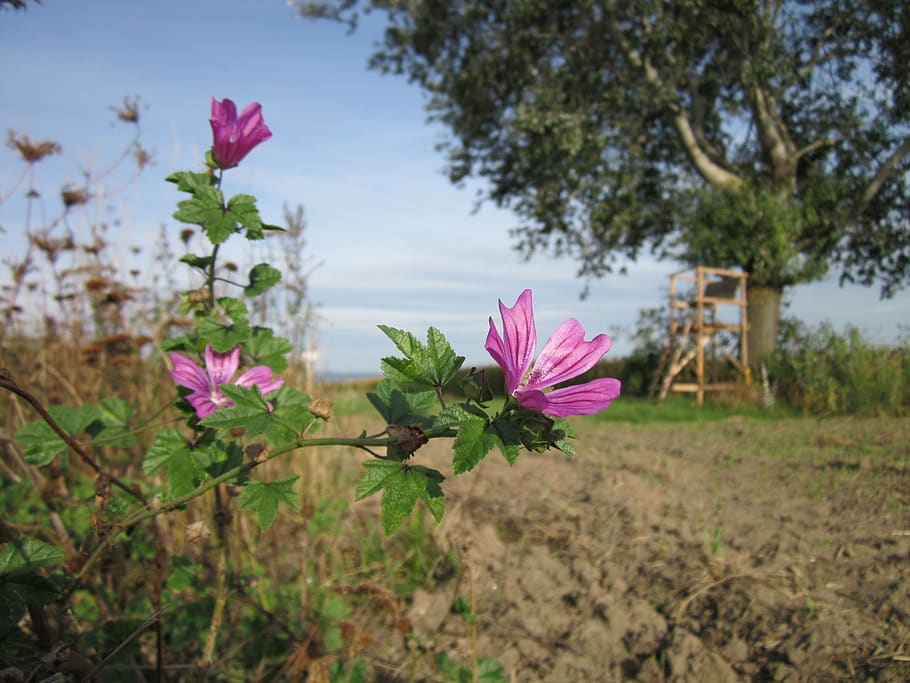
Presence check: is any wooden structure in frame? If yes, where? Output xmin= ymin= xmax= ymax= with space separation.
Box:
xmin=652 ymin=266 xmax=751 ymax=405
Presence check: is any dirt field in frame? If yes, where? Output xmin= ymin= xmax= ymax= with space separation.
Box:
xmin=396 ymin=415 xmax=910 ymax=681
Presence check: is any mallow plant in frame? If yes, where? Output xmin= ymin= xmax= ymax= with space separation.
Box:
xmin=0 ymin=97 xmax=620 ymax=676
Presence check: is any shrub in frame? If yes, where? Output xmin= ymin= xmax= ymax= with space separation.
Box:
xmin=767 ymin=321 xmax=909 ymax=415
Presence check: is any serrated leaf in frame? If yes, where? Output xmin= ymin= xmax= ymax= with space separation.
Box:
xmin=356 ymin=461 xmax=445 ymax=534
xmin=452 ymin=415 xmax=496 ymax=474
xmin=0 ymin=539 xmax=64 ymax=636
xmin=179 ymin=253 xmax=214 ymax=270
xmin=0 ymin=538 xmax=65 ymax=575
xmin=196 ymin=297 xmax=250 ymax=352
xmin=143 ymin=429 xmax=203 ymax=499
xmin=237 ymin=476 xmax=300 ymax=530
xmin=166 ymin=170 xmax=217 ymax=194
xmin=15 ymin=405 xmax=95 ymax=466
xmin=377 ymin=325 xmax=465 ymax=389
xmin=173 ymin=188 xmax=236 ymax=245
xmin=551 ymin=417 xmax=576 ymax=455
xmin=88 ymin=397 xmax=135 ymax=447
xmin=265 ymin=386 xmax=313 ymax=447
xmin=366 ymin=378 xmax=435 ymax=425
xmin=226 ymin=193 xmax=265 ymax=241
xmin=246 ymin=327 xmax=292 ymax=373
xmin=244 ymin=263 xmax=281 ymax=297
xmin=200 ymin=384 xmax=273 ymax=434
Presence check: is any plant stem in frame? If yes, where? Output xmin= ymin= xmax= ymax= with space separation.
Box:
xmin=64 ymin=426 xmax=458 ymax=599
xmin=202 ymin=485 xmax=230 ymax=667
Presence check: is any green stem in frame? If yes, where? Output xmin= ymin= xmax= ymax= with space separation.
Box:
xmin=63 ymin=426 xmax=459 ymax=598
xmin=202 ymin=485 xmax=230 ymax=666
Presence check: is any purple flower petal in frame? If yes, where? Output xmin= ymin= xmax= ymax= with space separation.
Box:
xmin=525 ymin=319 xmax=611 ymax=390
xmin=517 ymin=378 xmax=621 ymax=417
xmin=236 ymin=365 xmax=284 ymax=395
xmin=485 ymin=289 xmax=536 ymax=394
xmin=204 ymin=345 xmax=240 ymax=387
xmin=169 ymin=352 xmax=210 ymax=394
xmin=209 ymin=97 xmax=272 ymax=169
xmin=485 ymin=289 xmax=621 ymax=418
xmin=186 ymin=392 xmax=221 ymax=419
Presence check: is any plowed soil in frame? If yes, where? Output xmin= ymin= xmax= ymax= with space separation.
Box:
xmin=400 ymin=415 xmax=910 ymax=682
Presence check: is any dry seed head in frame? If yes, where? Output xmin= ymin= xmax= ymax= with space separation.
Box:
xmin=133 ymin=144 xmax=153 ymax=170
xmin=84 ymin=276 xmax=110 ymax=292
xmin=7 ymin=130 xmax=61 ymax=163
xmin=61 ymin=186 xmax=92 ymax=208
xmin=310 ymin=398 xmax=333 ymax=421
xmin=111 ymin=95 xmax=141 ymax=123
xmin=186 ymin=288 xmax=209 ymax=304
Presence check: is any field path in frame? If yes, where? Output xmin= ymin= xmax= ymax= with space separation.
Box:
xmin=403 ymin=416 xmax=910 ymax=681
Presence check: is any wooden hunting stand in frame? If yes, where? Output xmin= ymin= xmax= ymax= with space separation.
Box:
xmin=652 ymin=266 xmax=751 ymax=405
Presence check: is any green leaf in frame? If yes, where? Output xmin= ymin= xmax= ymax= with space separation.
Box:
xmin=172 ymin=186 xmax=235 ymax=245
xmin=15 ymin=405 xmax=95 ymax=466
xmin=452 ymin=414 xmax=496 ymax=474
xmin=551 ymin=417 xmax=577 ymax=455
xmin=0 ymin=539 xmax=64 ymax=635
xmin=166 ymin=555 xmax=201 ymax=591
xmin=143 ymin=429 xmax=204 ymax=499
xmin=200 ymin=384 xmax=273 ymax=435
xmin=328 ymin=659 xmax=369 ymax=683
xmin=265 ymin=386 xmax=314 ymax=448
xmin=378 ymin=325 xmax=464 ymax=389
xmin=166 ymin=170 xmax=217 ymax=194
xmin=246 ymin=326 xmax=292 ymax=373
xmin=366 ymin=378 xmax=436 ymax=425
xmin=226 ymin=193 xmax=266 ymax=241
xmin=0 ymin=538 xmax=65 ymax=575
xmin=237 ymin=475 xmax=300 ymax=530
xmin=244 ymin=263 xmax=281 ymax=297
xmin=196 ymin=297 xmax=251 ymax=352
xmin=179 ymin=253 xmax=214 ymax=271
xmin=356 ymin=460 xmax=445 ymax=534
xmin=88 ymin=397 xmax=135 ymax=447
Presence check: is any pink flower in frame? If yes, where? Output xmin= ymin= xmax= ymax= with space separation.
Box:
xmin=485 ymin=289 xmax=621 ymax=417
xmin=169 ymin=345 xmax=284 ymax=419
xmin=209 ymin=98 xmax=272 ymax=169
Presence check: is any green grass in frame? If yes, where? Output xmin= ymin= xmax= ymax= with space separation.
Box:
xmin=583 ymin=395 xmax=795 ymax=424
xmin=322 ymin=380 xmax=797 ymax=426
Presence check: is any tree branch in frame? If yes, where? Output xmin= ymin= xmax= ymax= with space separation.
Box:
xmin=861 ymin=137 xmax=910 ymax=209
xmin=616 ymin=33 xmax=742 ymax=189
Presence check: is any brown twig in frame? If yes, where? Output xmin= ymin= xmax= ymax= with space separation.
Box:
xmin=0 ymin=373 xmax=146 ymax=504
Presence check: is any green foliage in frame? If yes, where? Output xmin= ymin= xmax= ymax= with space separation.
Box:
xmin=436 ymin=652 xmax=509 ymax=683
xmin=300 ymin=0 xmax=910 ymax=322
xmin=237 ymin=475 xmax=300 ymax=530
xmin=168 ymin=172 xmax=278 ymax=244
xmin=246 ymin=326 xmax=294 ymax=372
xmin=681 ymin=183 xmax=829 ymax=288
xmin=367 ymin=378 xmax=436 ymax=426
xmin=143 ymin=428 xmax=206 ymax=499
xmin=196 ymin=297 xmax=252 ymax=351
xmin=378 ymin=324 xmax=465 ymax=390
xmin=0 ymin=539 xmax=64 ymax=636
xmin=15 ymin=399 xmax=136 ymax=467
xmin=244 ymin=262 xmax=282 ymax=296
xmin=768 ymin=322 xmax=910 ymax=416
xmin=356 ymin=460 xmax=445 ymax=534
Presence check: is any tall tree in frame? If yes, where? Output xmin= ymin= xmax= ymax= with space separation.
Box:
xmin=297 ymin=0 xmax=910 ymax=359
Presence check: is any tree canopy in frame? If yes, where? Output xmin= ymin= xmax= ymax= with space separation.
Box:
xmin=297 ymin=1 xmax=910 ymax=311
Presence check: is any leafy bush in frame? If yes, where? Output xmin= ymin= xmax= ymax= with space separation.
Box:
xmin=768 ymin=320 xmax=909 ymax=415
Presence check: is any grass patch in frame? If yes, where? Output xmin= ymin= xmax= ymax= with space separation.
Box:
xmin=585 ymin=395 xmax=795 ymax=424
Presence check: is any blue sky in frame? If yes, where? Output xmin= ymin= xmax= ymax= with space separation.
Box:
xmin=2 ymin=1 xmax=908 ymax=376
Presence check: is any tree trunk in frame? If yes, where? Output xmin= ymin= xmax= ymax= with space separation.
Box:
xmin=746 ymin=285 xmax=782 ymax=365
